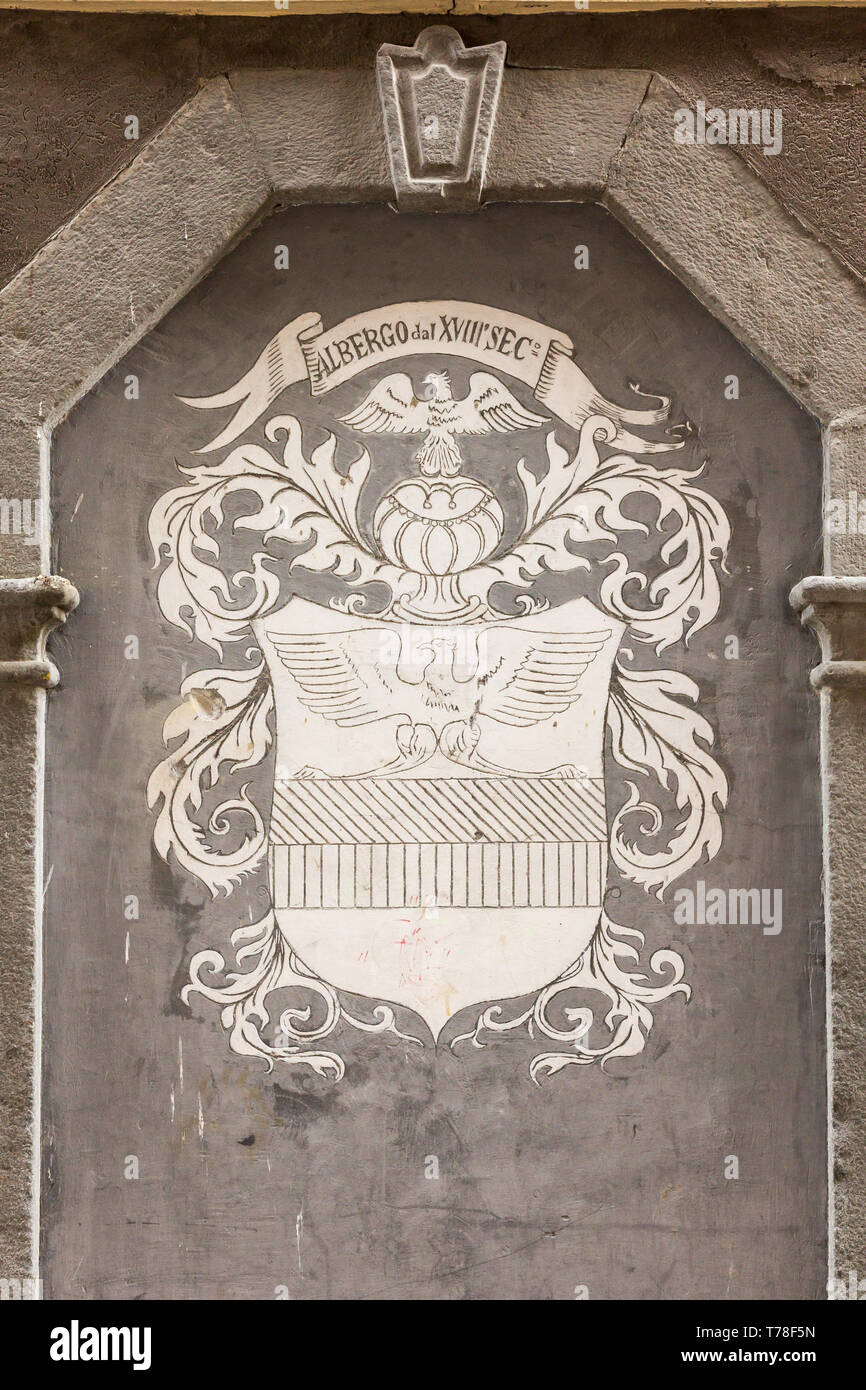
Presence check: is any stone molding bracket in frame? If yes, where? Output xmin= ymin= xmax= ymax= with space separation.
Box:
xmin=376 ymin=26 xmax=505 ymax=213
xmin=0 ymin=576 xmax=79 ymax=689
xmin=790 ymin=576 xmax=866 ymax=691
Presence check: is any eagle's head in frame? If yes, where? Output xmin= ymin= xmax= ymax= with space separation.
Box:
xmin=421 ymin=370 xmax=452 ymax=400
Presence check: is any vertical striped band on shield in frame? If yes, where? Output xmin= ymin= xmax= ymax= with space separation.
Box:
xmin=268 ymin=775 xmax=607 ymax=911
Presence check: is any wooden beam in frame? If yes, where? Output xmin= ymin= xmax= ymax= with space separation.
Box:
xmin=0 ymin=0 xmax=862 ymax=16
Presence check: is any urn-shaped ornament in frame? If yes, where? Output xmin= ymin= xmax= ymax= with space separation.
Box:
xmin=373 ymin=474 xmax=505 ymax=619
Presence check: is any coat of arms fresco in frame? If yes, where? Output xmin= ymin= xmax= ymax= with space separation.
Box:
xmin=147 ymin=300 xmax=730 ymax=1080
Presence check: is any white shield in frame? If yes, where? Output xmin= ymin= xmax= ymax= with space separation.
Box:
xmin=254 ymin=594 xmax=624 ymax=1038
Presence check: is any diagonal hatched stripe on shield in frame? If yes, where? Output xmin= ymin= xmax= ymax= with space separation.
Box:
xmin=269 ymin=774 xmax=607 ymax=910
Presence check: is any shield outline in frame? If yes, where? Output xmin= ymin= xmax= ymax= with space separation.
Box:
xmin=255 ymin=592 xmax=624 ymax=1038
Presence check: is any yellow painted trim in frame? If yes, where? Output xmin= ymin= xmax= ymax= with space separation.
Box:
xmin=0 ymin=0 xmax=861 ymax=15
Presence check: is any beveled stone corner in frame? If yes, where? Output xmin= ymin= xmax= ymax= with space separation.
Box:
xmin=790 ymin=576 xmax=866 ymax=692
xmin=376 ymin=26 xmax=505 ymax=212
xmin=0 ymin=576 xmax=79 ymax=688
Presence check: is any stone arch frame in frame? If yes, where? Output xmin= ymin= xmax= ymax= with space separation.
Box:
xmin=1 ymin=51 xmax=863 ymax=1288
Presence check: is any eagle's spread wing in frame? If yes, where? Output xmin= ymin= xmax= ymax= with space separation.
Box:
xmin=269 ymin=632 xmax=400 ymax=727
xmin=478 ymin=627 xmax=612 ymax=727
xmin=454 ymin=372 xmax=549 ymax=437
xmin=339 ymin=374 xmax=430 ymax=436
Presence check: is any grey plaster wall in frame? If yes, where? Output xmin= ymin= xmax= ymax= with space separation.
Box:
xmin=43 ymin=203 xmax=824 ymax=1299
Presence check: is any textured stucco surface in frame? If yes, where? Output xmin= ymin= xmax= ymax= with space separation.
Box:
xmin=825 ymin=690 xmax=866 ymax=1272
xmin=3 ymin=9 xmax=866 ymax=286
xmin=0 ymin=5 xmax=864 ymax=1293
xmin=0 ymin=577 xmax=76 ymax=1277
xmin=824 ymin=419 xmax=866 ymax=576
xmin=485 ymin=68 xmax=652 ymax=200
xmin=606 ymin=75 xmax=866 ymax=424
xmin=0 ymin=688 xmax=41 ymax=1278
xmin=0 ymin=78 xmax=270 ymax=441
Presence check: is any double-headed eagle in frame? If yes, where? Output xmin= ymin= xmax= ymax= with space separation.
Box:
xmin=341 ymin=370 xmax=548 ymax=477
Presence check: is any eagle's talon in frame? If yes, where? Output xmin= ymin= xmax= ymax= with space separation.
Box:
xmin=439 ymin=719 xmax=480 ymax=760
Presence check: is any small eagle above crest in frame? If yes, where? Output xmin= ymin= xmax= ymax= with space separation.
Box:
xmin=340 ymin=370 xmax=548 ymax=477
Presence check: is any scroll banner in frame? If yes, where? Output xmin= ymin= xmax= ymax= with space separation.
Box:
xmin=181 ymin=301 xmax=680 ymax=456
